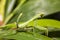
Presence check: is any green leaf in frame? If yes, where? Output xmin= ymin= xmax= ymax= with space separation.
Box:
xmin=0 ymin=30 xmax=16 ymax=38
xmin=53 ymin=38 xmax=60 ymax=40
xmin=7 ymin=0 xmax=60 ymax=24
xmin=19 ymin=0 xmax=60 ymax=22
xmin=3 ymin=32 xmax=52 ymax=40
xmin=28 ymin=19 xmax=60 ymax=28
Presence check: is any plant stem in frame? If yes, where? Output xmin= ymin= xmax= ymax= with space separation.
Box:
xmin=3 ymin=0 xmax=26 ymax=25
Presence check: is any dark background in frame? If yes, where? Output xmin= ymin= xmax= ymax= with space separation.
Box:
xmin=43 ymin=11 xmax=60 ymax=21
